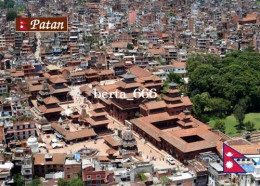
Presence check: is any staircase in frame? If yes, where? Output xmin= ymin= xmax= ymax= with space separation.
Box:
xmin=243 ymin=131 xmax=260 ymax=143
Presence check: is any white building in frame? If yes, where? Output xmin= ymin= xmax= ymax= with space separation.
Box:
xmin=26 ymin=136 xmax=39 ymax=153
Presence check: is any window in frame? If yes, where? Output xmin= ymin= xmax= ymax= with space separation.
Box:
xmin=96 ymin=174 xmax=101 ymax=179
xmin=96 ymin=180 xmax=101 ymax=184
xmin=87 ymin=175 xmax=91 ymax=180
xmin=25 ymin=169 xmax=30 ymax=173
xmin=67 ymin=175 xmax=70 ymax=179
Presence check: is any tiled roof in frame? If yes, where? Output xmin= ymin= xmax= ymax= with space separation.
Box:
xmin=70 ymin=70 xmax=86 ymax=76
xmin=38 ymin=105 xmax=64 ymax=114
xmin=111 ymin=42 xmax=128 ymax=48
xmin=131 ymin=111 xmax=220 ymax=153
xmin=79 ymin=85 xmax=91 ymax=93
xmin=172 ymin=62 xmax=186 ymax=68
xmin=51 ymin=122 xmax=97 ymax=141
xmin=49 ymin=75 xmax=67 ymax=84
xmin=92 ymin=103 xmax=106 ymax=109
xmin=28 ymin=85 xmax=43 ymax=92
xmin=86 ymin=117 xmax=110 ymax=126
xmin=43 ymin=96 xmax=60 ymax=105
xmin=129 ymin=66 xmax=152 ymax=78
xmin=66 ymin=128 xmax=96 ymax=141
xmin=131 ymin=118 xmax=162 ymax=141
xmin=33 ymin=153 xmax=66 ymax=165
xmin=104 ymin=135 xmax=121 ymax=147
xmin=45 ymin=65 xmax=60 ymax=71
xmin=162 ymin=126 xmax=220 ymax=153
xmin=86 ymin=68 xmax=98 ymax=75
xmin=141 ymin=101 xmax=167 ymax=110
xmin=99 ymin=69 xmax=113 ymax=75
xmin=12 ymin=71 xmax=24 ymax=77
xmin=116 ymin=81 xmax=140 ymax=89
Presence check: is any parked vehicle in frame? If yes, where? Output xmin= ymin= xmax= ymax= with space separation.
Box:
xmin=167 ymin=154 xmax=175 ymax=165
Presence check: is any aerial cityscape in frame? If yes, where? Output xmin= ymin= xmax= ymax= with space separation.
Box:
xmin=0 ymin=0 xmax=259 ymax=185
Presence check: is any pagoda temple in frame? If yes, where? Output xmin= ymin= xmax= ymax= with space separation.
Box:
xmin=86 ymin=103 xmax=111 ymax=134
xmin=34 ymin=80 xmax=64 ymax=121
xmin=110 ymin=73 xmax=143 ymax=123
xmin=162 ymin=83 xmax=192 ymax=115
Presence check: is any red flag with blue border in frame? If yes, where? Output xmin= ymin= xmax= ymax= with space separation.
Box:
xmin=223 ymin=143 xmax=246 ymax=173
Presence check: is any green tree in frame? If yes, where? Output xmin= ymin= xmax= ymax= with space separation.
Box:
xmin=84 ymin=36 xmax=96 ymax=49
xmin=161 ymin=176 xmax=172 ymax=184
xmin=161 ymin=81 xmax=170 ymax=94
xmin=69 ymin=177 xmax=84 ymax=186
xmin=167 ymin=72 xmax=182 ymax=84
xmin=4 ymin=0 xmax=15 ymax=8
xmin=213 ymin=120 xmax=226 ymax=133
xmin=13 ymin=174 xmax=23 ymax=186
xmin=244 ymin=121 xmax=255 ymax=132
xmin=189 ymin=64 xmax=219 ymax=96
xmin=6 ymin=9 xmax=17 ymax=21
xmin=0 ymin=1 xmax=4 ymax=9
xmin=27 ymin=177 xmax=42 ymax=186
xmin=137 ymin=172 xmax=147 ymax=181
xmin=58 ymin=178 xmax=69 ymax=186
xmin=207 ymin=98 xmax=231 ymax=118
xmin=187 ymin=51 xmax=260 ymax=122
xmin=233 ymin=99 xmax=247 ymax=130
xmin=191 ymin=92 xmax=211 ymax=121
xmin=127 ymin=43 xmax=134 ymax=50
xmin=135 ymin=111 xmax=140 ymax=118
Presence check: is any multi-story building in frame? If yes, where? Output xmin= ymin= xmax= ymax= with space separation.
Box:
xmin=64 ymin=159 xmax=81 ymax=180
xmin=208 ymin=161 xmax=233 ymax=186
xmin=0 ymin=79 xmax=8 ymax=96
xmin=5 ymin=121 xmax=37 ymax=143
xmin=33 ymin=153 xmax=66 ymax=177
xmin=0 ymin=160 xmax=14 ymax=181
xmin=21 ymin=154 xmax=34 ymax=185
xmin=22 ymin=64 xmax=35 ymax=78
xmin=82 ymin=158 xmax=114 ymax=185
xmin=0 ymin=35 xmax=6 ymax=48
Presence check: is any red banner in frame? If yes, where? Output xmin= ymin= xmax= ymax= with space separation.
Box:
xmin=15 ymin=17 xmax=68 ymax=32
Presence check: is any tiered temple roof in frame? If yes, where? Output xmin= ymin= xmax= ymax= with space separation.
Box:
xmin=86 ymin=103 xmax=111 ymax=128
xmin=162 ymin=83 xmax=192 ymax=114
xmin=35 ymin=80 xmax=63 ymax=118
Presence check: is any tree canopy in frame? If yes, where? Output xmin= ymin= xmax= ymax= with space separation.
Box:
xmin=167 ymin=72 xmax=182 ymax=84
xmin=6 ymin=9 xmax=17 ymax=21
xmin=58 ymin=177 xmax=84 ymax=186
xmin=13 ymin=174 xmax=23 ymax=186
xmin=187 ymin=50 xmax=260 ymax=122
xmin=213 ymin=120 xmax=226 ymax=133
xmin=0 ymin=0 xmax=15 ymax=9
xmin=27 ymin=177 xmax=42 ymax=186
